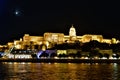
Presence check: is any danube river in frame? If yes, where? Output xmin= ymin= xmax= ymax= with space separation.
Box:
xmin=0 ymin=62 xmax=120 ymax=80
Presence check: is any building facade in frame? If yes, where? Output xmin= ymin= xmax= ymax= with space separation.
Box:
xmin=7 ymin=25 xmax=119 ymax=50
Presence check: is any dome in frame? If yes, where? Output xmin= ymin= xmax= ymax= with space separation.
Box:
xmin=69 ymin=25 xmax=76 ymax=36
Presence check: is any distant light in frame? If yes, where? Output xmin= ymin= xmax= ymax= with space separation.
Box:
xmin=14 ymin=10 xmax=22 ymax=16
xmin=15 ymin=11 xmax=19 ymax=15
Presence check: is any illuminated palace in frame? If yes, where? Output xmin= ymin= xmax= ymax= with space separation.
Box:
xmin=7 ymin=25 xmax=119 ymax=50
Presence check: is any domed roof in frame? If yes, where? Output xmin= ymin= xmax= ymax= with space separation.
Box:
xmin=69 ymin=24 xmax=76 ymax=36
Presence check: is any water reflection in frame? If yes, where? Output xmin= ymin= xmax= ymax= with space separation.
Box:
xmin=0 ymin=62 xmax=120 ymax=80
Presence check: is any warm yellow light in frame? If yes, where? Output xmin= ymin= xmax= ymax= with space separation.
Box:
xmin=15 ymin=45 xmax=21 ymax=49
xmin=42 ymin=45 xmax=46 ymax=51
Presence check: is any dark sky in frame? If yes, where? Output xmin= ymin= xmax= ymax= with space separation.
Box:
xmin=0 ymin=0 xmax=120 ymax=44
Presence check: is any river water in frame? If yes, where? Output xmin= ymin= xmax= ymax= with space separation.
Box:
xmin=0 ymin=62 xmax=120 ymax=80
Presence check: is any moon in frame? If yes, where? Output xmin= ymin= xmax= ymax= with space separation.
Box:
xmin=15 ymin=10 xmax=19 ymax=16
xmin=14 ymin=9 xmax=22 ymax=16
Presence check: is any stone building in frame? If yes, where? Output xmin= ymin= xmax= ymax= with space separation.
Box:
xmin=6 ymin=25 xmax=119 ymax=50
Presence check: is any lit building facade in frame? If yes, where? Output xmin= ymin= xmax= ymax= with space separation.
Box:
xmin=6 ymin=25 xmax=119 ymax=50
xmin=44 ymin=32 xmax=64 ymax=44
xmin=82 ymin=34 xmax=103 ymax=43
xmin=23 ymin=34 xmax=44 ymax=45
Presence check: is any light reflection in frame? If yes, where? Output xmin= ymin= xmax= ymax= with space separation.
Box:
xmin=95 ymin=63 xmax=98 ymax=65
xmin=7 ymin=62 xmax=13 ymax=64
xmin=113 ymin=63 xmax=117 ymax=67
xmin=1 ymin=63 xmax=120 ymax=80
xmin=41 ymin=62 xmax=44 ymax=64
xmin=13 ymin=62 xmax=18 ymax=64
xmin=48 ymin=62 xmax=51 ymax=64
xmin=68 ymin=63 xmax=71 ymax=64
xmin=21 ymin=62 xmax=25 ymax=64
xmin=54 ymin=63 xmax=57 ymax=64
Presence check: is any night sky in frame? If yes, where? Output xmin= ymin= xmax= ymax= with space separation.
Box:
xmin=0 ymin=0 xmax=120 ymax=44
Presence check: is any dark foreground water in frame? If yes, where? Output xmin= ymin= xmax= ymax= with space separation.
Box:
xmin=0 ymin=62 xmax=120 ymax=80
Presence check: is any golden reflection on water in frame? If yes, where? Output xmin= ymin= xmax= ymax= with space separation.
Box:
xmin=0 ymin=62 xmax=120 ymax=80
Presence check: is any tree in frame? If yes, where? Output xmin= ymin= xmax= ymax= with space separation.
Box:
xmin=50 ymin=52 xmax=57 ymax=58
xmin=76 ymin=51 xmax=82 ymax=58
xmin=98 ymin=53 xmax=103 ymax=58
xmin=104 ymin=53 xmax=110 ymax=59
xmin=31 ymin=54 xmax=37 ymax=59
xmin=68 ymin=53 xmax=76 ymax=58
xmin=89 ymin=49 xmax=99 ymax=58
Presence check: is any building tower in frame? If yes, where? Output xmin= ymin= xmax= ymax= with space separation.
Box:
xmin=69 ymin=25 xmax=77 ymax=41
xmin=69 ymin=24 xmax=76 ymax=36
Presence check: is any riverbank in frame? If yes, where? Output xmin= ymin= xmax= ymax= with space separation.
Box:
xmin=0 ymin=58 xmax=120 ymax=63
